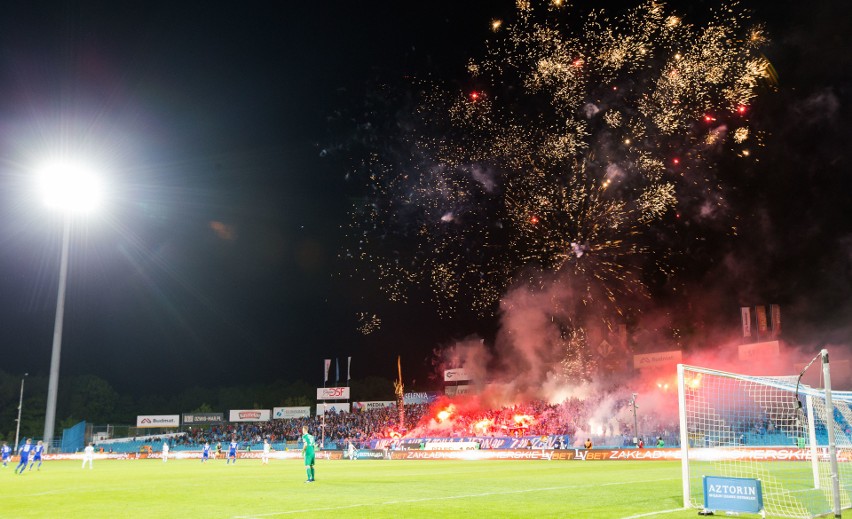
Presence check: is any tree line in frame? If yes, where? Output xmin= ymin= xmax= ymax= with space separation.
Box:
xmin=0 ymin=370 xmax=395 ymax=443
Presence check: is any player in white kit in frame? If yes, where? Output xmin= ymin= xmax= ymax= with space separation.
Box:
xmin=162 ymin=440 xmax=170 ymax=463
xmin=262 ymin=439 xmax=271 ymax=464
xmin=82 ymin=443 xmax=95 ymax=469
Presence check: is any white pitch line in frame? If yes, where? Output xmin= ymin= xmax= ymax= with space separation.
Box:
xmin=232 ymin=478 xmax=679 ymax=519
xmin=19 ymin=483 xmax=152 ymax=498
xmin=21 ymin=490 xmax=64 ymax=497
xmin=620 ymin=508 xmax=687 ymax=519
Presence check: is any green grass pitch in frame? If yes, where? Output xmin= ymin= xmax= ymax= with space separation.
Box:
xmin=4 ymin=458 xmax=852 ymax=518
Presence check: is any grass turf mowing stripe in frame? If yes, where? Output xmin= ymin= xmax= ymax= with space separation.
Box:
xmin=8 ymin=459 xmax=852 ymax=518
xmin=232 ymin=478 xmax=680 ymax=518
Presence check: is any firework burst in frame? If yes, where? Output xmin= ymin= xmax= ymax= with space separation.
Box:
xmin=344 ymin=0 xmax=771 ymax=329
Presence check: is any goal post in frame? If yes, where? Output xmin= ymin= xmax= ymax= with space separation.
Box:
xmin=677 ymin=350 xmax=852 ymax=518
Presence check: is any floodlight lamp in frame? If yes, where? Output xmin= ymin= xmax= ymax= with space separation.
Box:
xmin=37 ymin=160 xmax=103 ymax=213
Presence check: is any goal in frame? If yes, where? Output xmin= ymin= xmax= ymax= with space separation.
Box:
xmin=677 ymin=350 xmax=852 ymax=518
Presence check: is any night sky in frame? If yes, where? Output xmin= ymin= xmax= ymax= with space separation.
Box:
xmin=1 ymin=0 xmax=851 ymax=401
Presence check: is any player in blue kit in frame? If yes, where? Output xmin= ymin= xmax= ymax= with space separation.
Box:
xmin=28 ymin=441 xmax=44 ymax=471
xmin=15 ymin=438 xmax=32 ymax=474
xmin=227 ymin=438 xmax=238 ymax=464
xmin=202 ymin=442 xmax=210 ymax=463
xmin=1 ymin=442 xmax=10 ymax=467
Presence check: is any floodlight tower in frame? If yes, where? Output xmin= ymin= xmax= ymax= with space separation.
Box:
xmin=37 ymin=160 xmax=103 ymax=450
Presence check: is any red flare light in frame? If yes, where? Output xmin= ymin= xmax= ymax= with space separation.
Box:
xmin=436 ymin=404 xmax=456 ymax=423
xmin=737 ymin=105 xmax=747 ymax=115
xmin=473 ymin=419 xmax=493 ymax=434
xmin=469 ymin=91 xmax=480 ymax=101
xmin=703 ymin=114 xmax=716 ymax=123
xmin=529 ymin=215 xmax=540 ymax=225
xmin=672 ymin=158 xmax=680 ymax=165
xmin=513 ymin=414 xmax=535 ymax=427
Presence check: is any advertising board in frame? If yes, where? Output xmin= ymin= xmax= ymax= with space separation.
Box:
xmin=228 ymin=409 xmax=271 ymax=422
xmin=316 ymin=387 xmax=350 ymax=400
xmin=273 ymin=407 xmax=311 ymax=419
xmin=351 ymin=401 xmax=395 ymax=411
xmin=443 ymin=368 xmax=472 ymax=382
xmin=136 ymin=415 xmax=180 ymax=428
xmin=182 ymin=412 xmax=224 ymax=425
xmin=633 ymin=350 xmax=682 ymax=370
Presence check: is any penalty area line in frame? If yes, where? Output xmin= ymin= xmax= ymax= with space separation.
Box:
xmin=233 ymin=478 xmax=678 ymax=518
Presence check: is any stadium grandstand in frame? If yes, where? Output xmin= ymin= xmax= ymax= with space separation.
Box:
xmin=60 ymin=399 xmax=680 ymax=455
xmin=29 ymin=391 xmax=836 ymax=456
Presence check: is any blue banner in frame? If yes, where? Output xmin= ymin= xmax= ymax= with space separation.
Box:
xmin=402 ymin=392 xmax=440 ymax=404
xmin=703 ymin=476 xmax=763 ymax=514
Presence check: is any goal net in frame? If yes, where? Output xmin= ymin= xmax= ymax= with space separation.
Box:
xmin=677 ymin=353 xmax=852 ymax=518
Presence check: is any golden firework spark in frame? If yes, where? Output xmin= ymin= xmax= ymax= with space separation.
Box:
xmin=346 ymin=0 xmax=770 ymax=321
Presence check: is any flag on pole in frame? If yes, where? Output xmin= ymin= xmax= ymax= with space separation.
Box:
xmin=770 ymin=304 xmax=781 ymax=335
xmin=740 ymin=307 xmax=752 ymax=338
xmin=335 ymin=358 xmax=340 ymax=384
xmin=756 ymin=305 xmax=768 ymax=334
xmin=323 ymin=359 xmax=331 ymax=383
xmin=347 ymin=356 xmax=352 ymax=382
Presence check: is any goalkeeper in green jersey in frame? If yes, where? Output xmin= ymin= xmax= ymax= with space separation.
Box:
xmin=301 ymin=426 xmax=316 ymax=482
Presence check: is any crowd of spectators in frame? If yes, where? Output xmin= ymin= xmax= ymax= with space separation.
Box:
xmin=405 ymin=397 xmax=676 ymax=446
xmin=165 ymin=396 xmax=682 ymax=449
xmin=173 ymin=404 xmax=431 ymax=448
